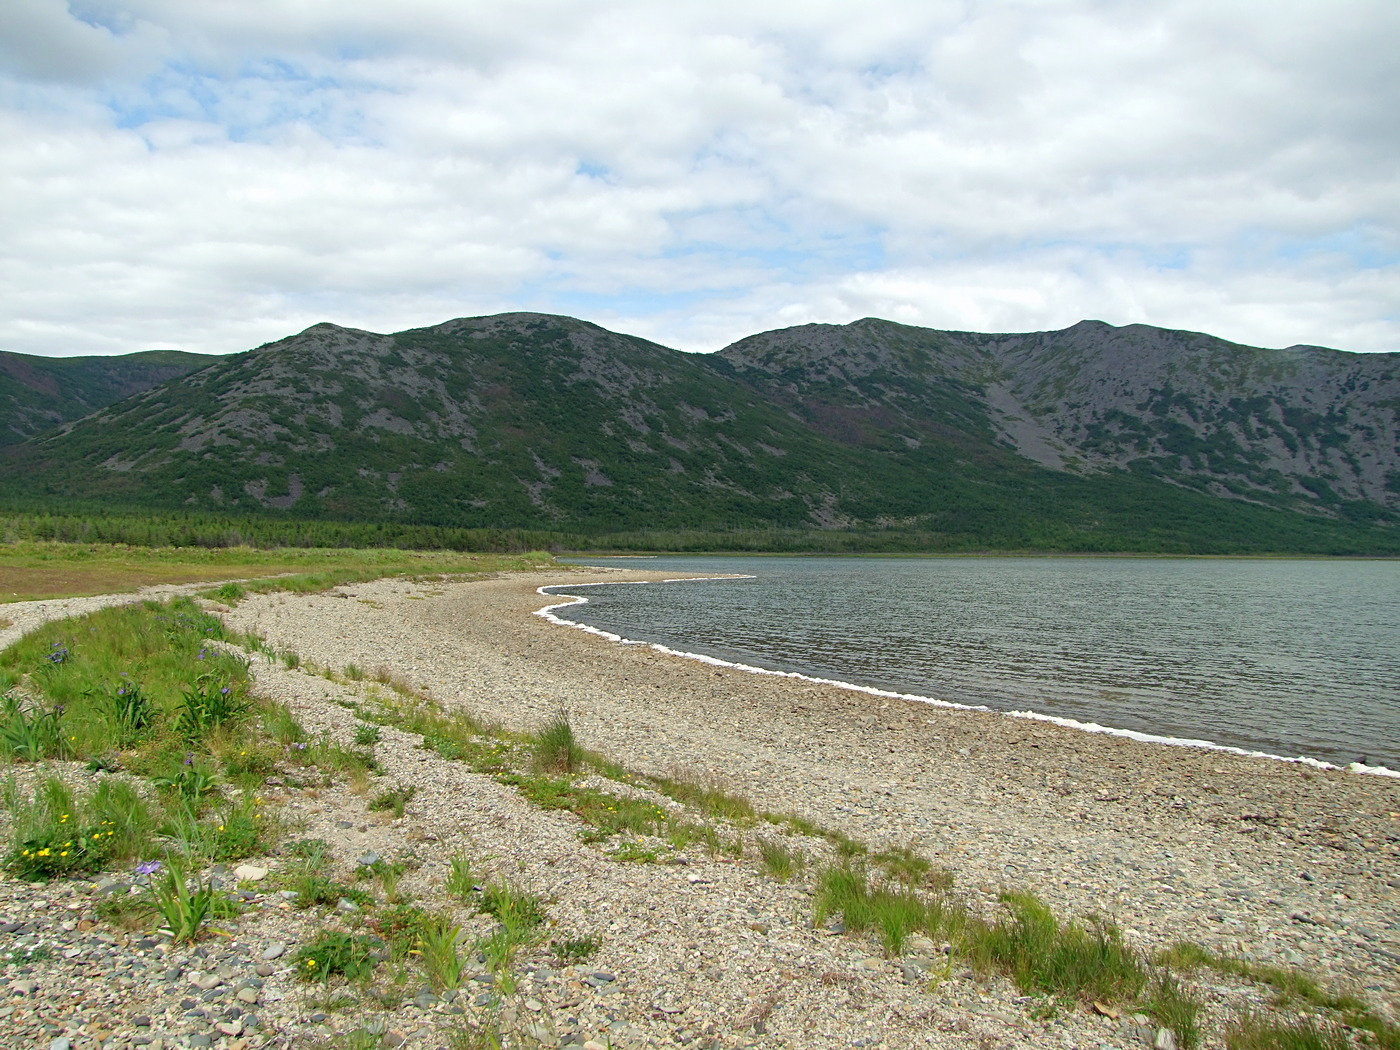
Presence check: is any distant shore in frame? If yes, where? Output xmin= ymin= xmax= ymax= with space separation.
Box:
xmin=226 ymin=568 xmax=1400 ymax=1004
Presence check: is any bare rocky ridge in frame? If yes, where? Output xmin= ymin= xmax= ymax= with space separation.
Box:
xmin=1 ymin=571 xmax=1397 ymax=1049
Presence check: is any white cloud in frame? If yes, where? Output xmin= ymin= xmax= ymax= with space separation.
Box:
xmin=1 ymin=0 xmax=1396 ymax=359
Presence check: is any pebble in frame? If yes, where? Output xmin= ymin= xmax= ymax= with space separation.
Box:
xmin=260 ymin=943 xmax=286 ymax=960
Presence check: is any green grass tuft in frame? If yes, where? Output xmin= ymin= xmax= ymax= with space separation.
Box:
xmin=967 ymin=891 xmax=1147 ymax=1003
xmin=1224 ymin=1013 xmax=1352 ymax=1050
xmin=532 ymin=708 xmax=582 ymax=774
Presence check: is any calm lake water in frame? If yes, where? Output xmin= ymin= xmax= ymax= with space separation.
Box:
xmin=550 ymin=556 xmax=1400 ymax=771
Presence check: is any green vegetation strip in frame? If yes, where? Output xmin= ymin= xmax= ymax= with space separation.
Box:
xmin=0 ymin=539 xmax=554 ymax=602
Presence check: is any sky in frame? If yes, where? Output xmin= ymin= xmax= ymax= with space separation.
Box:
xmin=2 ymin=1 xmax=1397 ymax=359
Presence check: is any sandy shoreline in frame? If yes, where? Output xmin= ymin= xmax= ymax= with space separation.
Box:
xmin=225 ymin=568 xmax=1400 ymax=1005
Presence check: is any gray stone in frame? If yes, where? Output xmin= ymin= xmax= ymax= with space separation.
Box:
xmin=260 ymin=942 xmax=286 ymax=960
xmin=1155 ymin=1029 xmax=1178 ymax=1050
xmin=356 ymin=852 xmax=381 ymax=867
xmin=188 ymin=1036 xmax=212 ymax=1049
xmin=336 ymin=897 xmax=361 ymax=914
xmin=237 ymin=986 xmax=259 ymax=1004
xmin=50 ymin=1039 xmax=71 ymax=1050
xmin=10 ymin=979 xmax=37 ymax=995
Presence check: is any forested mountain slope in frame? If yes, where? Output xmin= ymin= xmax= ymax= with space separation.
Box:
xmin=2 ymin=313 xmax=1395 ymax=552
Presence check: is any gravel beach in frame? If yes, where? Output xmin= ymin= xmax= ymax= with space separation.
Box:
xmin=2 ymin=567 xmax=1397 ymax=1050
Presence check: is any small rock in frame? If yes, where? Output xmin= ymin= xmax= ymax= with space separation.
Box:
xmin=525 ymin=998 xmax=543 ymax=1012
xmin=1155 ymin=1028 xmax=1178 ymax=1050
xmin=382 ymin=1032 xmax=407 ymax=1048
xmin=356 ymin=852 xmax=381 ymax=867
xmin=10 ymin=979 xmax=37 ymax=995
xmin=132 ymin=1015 xmax=151 ymax=1027
xmin=856 ymin=957 xmax=885 ymax=971
xmin=50 ymin=1038 xmax=72 ymax=1050
xmin=188 ymin=1036 xmax=212 ymax=1049
xmin=233 ymin=865 xmax=268 ymax=882
xmin=237 ymin=986 xmax=259 ymax=1004
xmin=255 ymin=963 xmax=274 ymax=977
xmin=336 ymin=898 xmax=361 ymax=914
xmin=260 ymin=942 xmax=286 ymax=960
xmin=906 ymin=933 xmax=937 ymax=954
xmin=217 ymin=1020 xmax=243 ymax=1037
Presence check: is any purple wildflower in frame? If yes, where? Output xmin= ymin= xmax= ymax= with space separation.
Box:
xmin=134 ymin=860 xmax=161 ymax=876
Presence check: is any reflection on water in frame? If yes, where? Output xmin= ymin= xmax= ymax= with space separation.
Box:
xmin=553 ymin=556 xmax=1400 ymax=770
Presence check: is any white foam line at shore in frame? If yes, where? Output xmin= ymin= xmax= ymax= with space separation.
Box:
xmin=534 ymin=578 xmax=1399 ymax=780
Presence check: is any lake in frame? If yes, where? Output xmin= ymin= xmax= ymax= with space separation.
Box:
xmin=548 ymin=556 xmax=1400 ymax=772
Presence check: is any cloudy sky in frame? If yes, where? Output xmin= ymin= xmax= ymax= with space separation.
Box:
xmin=3 ymin=0 xmax=1397 ymax=358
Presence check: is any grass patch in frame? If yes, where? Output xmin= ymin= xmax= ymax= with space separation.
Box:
xmin=1142 ymin=971 xmax=1203 ymax=1050
xmin=1225 ymin=1013 xmax=1352 ymax=1050
xmin=294 ymin=929 xmax=380 ymax=983
xmin=0 ymin=541 xmax=549 ymax=603
xmin=551 ymin=934 xmax=600 ymax=964
xmin=533 ymin=708 xmax=582 ymax=774
xmin=353 ymin=723 xmax=380 ymax=746
xmin=0 ymin=598 xmax=251 ymax=765
xmin=1159 ymin=941 xmax=1399 ymax=1049
xmin=505 ymin=774 xmax=670 ymax=843
xmin=446 ymin=850 xmax=479 ymax=901
xmin=814 ymin=862 xmax=960 ymax=957
xmin=967 ymin=891 xmax=1146 ymax=1003
xmin=369 ymin=783 xmax=416 ymax=818
xmin=758 ymin=838 xmax=804 ymax=882
xmin=3 ymin=775 xmax=125 ymax=879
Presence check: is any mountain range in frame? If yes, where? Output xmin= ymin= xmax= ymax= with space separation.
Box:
xmin=1 ymin=313 xmax=1396 ymax=552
